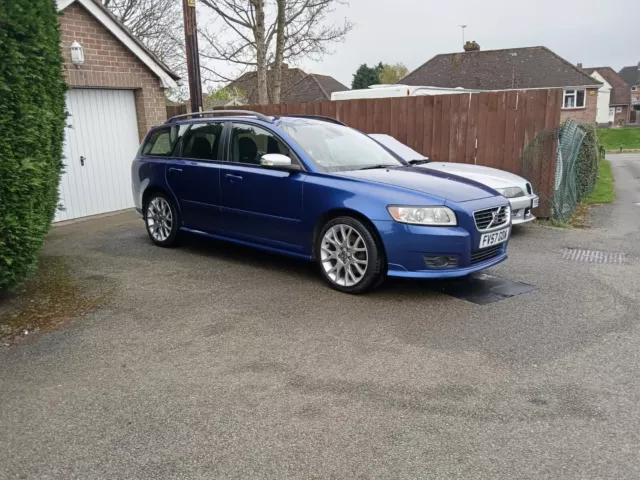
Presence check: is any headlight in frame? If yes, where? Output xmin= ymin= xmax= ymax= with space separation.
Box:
xmin=387 ymin=206 xmax=457 ymax=226
xmin=495 ymin=187 xmax=525 ymax=198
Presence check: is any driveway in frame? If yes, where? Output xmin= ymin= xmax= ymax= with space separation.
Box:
xmin=1 ymin=154 xmax=640 ymax=479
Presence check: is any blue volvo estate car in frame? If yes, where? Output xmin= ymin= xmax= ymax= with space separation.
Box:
xmin=132 ymin=111 xmax=511 ymax=293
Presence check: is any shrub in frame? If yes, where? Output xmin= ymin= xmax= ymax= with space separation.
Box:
xmin=575 ymin=123 xmax=599 ymax=203
xmin=0 ymin=0 xmax=67 ymax=290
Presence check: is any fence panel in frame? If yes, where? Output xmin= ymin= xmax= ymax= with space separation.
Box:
xmin=166 ymin=104 xmax=187 ymax=119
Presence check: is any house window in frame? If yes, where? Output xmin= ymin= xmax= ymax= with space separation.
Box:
xmin=563 ymin=89 xmax=586 ymax=109
xmin=631 ymin=86 xmax=637 ymax=91
xmin=616 ymin=107 xmax=623 ymax=113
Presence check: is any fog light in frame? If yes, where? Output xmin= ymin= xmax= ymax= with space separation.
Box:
xmin=423 ymin=255 xmax=459 ymax=269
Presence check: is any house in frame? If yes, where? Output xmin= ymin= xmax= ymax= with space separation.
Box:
xmin=401 ymin=45 xmax=602 ymax=124
xmin=55 ymin=0 xmax=180 ymax=222
xmin=618 ymin=63 xmax=640 ymax=124
xmin=280 ymin=74 xmax=349 ymax=104
xmin=581 ymin=67 xmax=631 ymax=125
xmin=226 ymin=64 xmax=348 ymax=104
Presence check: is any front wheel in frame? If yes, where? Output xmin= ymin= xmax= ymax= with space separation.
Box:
xmin=144 ymin=192 xmax=179 ymax=247
xmin=316 ymin=216 xmax=385 ymax=294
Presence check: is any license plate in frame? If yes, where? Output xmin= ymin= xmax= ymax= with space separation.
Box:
xmin=479 ymin=227 xmax=510 ymax=249
xmin=532 ymin=196 xmax=539 ymax=208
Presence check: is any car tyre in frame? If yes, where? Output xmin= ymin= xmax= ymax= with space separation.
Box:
xmin=144 ymin=191 xmax=179 ymax=247
xmin=316 ymin=216 xmax=385 ymax=294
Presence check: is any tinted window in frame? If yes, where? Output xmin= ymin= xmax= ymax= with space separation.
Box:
xmin=142 ymin=125 xmax=186 ymax=156
xmin=230 ymin=123 xmax=289 ymax=166
xmin=181 ymin=122 xmax=224 ymax=160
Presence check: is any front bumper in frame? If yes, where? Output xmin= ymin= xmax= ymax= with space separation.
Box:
xmin=373 ymin=219 xmax=509 ymax=279
xmin=508 ymin=195 xmax=538 ymax=225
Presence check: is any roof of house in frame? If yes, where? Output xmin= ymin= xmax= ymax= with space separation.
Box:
xmin=618 ymin=65 xmax=640 ymax=86
xmin=401 ymin=46 xmax=601 ymax=90
xmin=582 ymin=67 xmax=631 ymax=105
xmin=281 ymin=74 xmax=349 ymax=104
xmin=56 ymin=0 xmax=180 ymax=88
xmin=226 ymin=65 xmax=307 ymax=104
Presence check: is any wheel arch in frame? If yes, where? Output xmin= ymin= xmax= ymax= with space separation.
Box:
xmin=142 ymin=185 xmax=180 ymax=214
xmin=311 ymin=208 xmax=387 ymax=265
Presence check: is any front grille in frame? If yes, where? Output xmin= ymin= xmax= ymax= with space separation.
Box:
xmin=526 ymin=183 xmax=532 ymax=194
xmin=471 ymin=244 xmax=503 ymax=264
xmin=473 ymin=205 xmax=510 ymax=231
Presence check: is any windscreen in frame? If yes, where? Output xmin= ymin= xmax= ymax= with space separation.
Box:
xmin=368 ymin=134 xmax=428 ymax=162
xmin=278 ymin=120 xmax=404 ymax=171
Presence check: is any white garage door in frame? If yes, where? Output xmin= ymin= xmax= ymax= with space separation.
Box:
xmin=54 ymin=89 xmax=140 ymax=222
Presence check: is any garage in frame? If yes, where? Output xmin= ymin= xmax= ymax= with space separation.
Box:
xmin=55 ymin=89 xmax=140 ymax=222
xmin=55 ymin=0 xmax=180 ymax=223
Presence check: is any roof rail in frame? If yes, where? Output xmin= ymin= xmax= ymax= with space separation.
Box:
xmin=165 ymin=110 xmax=272 ymax=124
xmin=282 ymin=114 xmax=346 ymax=126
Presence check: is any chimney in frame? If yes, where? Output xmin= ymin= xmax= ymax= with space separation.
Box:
xmin=577 ymin=62 xmax=583 ymax=68
xmin=463 ymin=41 xmax=480 ymax=52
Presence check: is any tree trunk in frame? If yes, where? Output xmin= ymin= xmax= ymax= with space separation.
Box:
xmin=271 ymin=0 xmax=286 ymax=104
xmin=251 ymin=0 xmax=268 ymax=105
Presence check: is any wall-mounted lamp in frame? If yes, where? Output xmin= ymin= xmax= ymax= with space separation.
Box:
xmin=71 ymin=41 xmax=84 ymax=65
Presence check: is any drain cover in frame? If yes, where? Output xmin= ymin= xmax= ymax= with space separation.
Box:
xmin=437 ymin=273 xmax=536 ymax=305
xmin=562 ymin=248 xmax=626 ymax=265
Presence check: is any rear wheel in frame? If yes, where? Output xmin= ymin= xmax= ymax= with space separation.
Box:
xmin=316 ymin=216 xmax=384 ymax=294
xmin=144 ymin=192 xmax=179 ymax=247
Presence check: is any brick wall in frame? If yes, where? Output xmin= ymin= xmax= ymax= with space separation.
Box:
xmin=613 ymin=105 xmax=629 ymax=125
xmin=560 ymin=88 xmax=598 ymax=124
xmin=59 ymin=3 xmax=167 ymax=140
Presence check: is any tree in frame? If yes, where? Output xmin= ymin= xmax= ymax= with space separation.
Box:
xmin=379 ymin=62 xmax=409 ymax=84
xmin=103 ymin=0 xmax=187 ymax=100
xmin=198 ymin=0 xmax=353 ymax=104
xmin=272 ymin=0 xmax=286 ymax=103
xmin=0 ymin=0 xmax=66 ymax=289
xmin=202 ymin=86 xmax=247 ymax=109
xmin=351 ymin=63 xmax=383 ymax=89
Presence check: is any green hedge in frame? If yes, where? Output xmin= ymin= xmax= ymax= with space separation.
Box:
xmin=0 ymin=0 xmax=67 ymax=290
xmin=575 ymin=123 xmax=600 ymax=203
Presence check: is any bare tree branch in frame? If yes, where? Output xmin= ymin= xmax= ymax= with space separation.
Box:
xmin=198 ymin=0 xmax=353 ymax=104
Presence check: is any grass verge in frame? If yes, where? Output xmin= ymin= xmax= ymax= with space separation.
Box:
xmin=597 ymin=127 xmax=640 ymax=152
xmin=584 ymin=158 xmax=615 ymax=204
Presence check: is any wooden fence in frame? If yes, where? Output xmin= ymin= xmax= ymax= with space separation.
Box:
xmin=240 ymin=89 xmax=563 ymax=216
xmin=166 ymin=103 xmax=188 ymax=119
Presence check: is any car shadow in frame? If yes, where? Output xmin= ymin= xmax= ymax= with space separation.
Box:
xmin=177 ymin=231 xmax=320 ymax=280
xmin=176 ymin=231 xmax=480 ymax=299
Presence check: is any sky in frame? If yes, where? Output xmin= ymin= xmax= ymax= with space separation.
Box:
xmin=277 ymin=0 xmax=639 ymax=87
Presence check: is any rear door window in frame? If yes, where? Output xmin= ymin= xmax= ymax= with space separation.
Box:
xmin=181 ymin=122 xmax=225 ymax=161
xmin=142 ymin=124 xmax=187 ymax=157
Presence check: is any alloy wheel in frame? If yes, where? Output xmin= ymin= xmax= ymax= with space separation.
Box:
xmin=320 ymin=224 xmax=369 ymax=287
xmin=146 ymin=197 xmax=173 ymax=242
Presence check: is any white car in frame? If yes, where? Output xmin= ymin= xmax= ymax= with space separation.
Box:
xmin=369 ymin=134 xmax=539 ymax=225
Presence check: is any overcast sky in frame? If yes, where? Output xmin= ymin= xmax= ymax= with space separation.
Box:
xmin=285 ymin=0 xmax=637 ymax=87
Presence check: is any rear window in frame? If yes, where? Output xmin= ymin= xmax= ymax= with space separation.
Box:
xmin=142 ymin=125 xmax=187 ymax=157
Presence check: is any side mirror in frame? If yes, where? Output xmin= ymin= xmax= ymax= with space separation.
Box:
xmin=260 ymin=153 xmax=300 ymax=171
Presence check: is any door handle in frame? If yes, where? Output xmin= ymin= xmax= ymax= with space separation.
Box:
xmin=80 ymin=156 xmax=85 ymax=166
xmin=168 ymin=167 xmax=183 ymax=173
xmin=225 ymin=173 xmax=243 ymax=182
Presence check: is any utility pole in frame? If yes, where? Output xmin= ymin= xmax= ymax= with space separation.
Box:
xmin=183 ymin=0 xmax=203 ymax=112
xmin=459 ymin=25 xmax=467 ymax=48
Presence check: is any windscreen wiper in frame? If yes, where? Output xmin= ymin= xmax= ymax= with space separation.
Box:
xmin=357 ymin=164 xmax=396 ymax=170
xmin=406 ymin=159 xmax=431 ymax=165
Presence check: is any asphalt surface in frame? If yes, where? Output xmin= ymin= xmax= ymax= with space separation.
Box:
xmin=1 ymin=154 xmax=639 ymax=479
